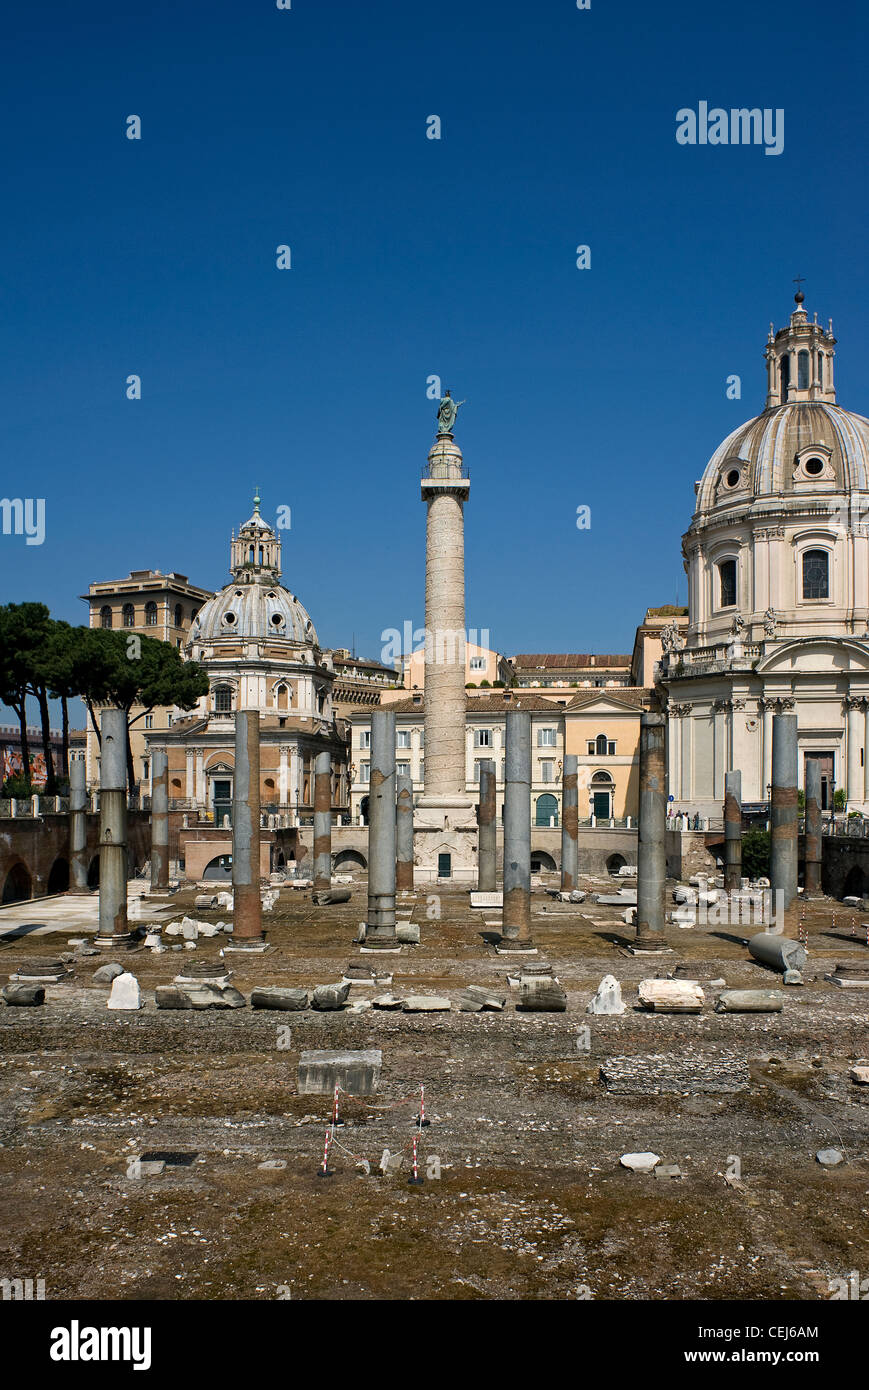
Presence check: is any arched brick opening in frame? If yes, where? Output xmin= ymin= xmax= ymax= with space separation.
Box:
xmin=47 ymin=857 xmax=70 ymax=894
xmin=203 ymin=854 xmax=233 ymax=881
xmin=2 ymin=861 xmax=31 ymax=904
xmin=531 ymin=850 xmax=557 ymax=872
xmin=606 ymin=852 xmax=627 ymax=875
xmin=334 ymin=849 xmax=367 ymax=871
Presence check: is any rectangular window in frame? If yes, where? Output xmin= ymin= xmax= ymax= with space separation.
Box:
xmin=538 ymin=728 xmax=557 ymax=747
xmin=474 ymin=760 xmax=483 ymax=782
xmin=474 ymin=728 xmax=492 ymax=747
xmin=608 ymin=740 xmax=616 ymax=755
xmin=540 ymin=760 xmax=554 ymax=783
xmin=469 ymin=656 xmax=486 ymax=671
xmin=418 ymin=760 xmax=424 ymax=783
xmin=802 ymin=549 xmax=830 ymax=600
xmin=397 ymin=761 xmax=411 ymax=778
xmin=360 ymin=762 xmax=370 ymax=784
xmin=587 ymin=741 xmax=595 ymax=755
xmin=719 ymin=559 xmax=737 ymax=608
xmin=396 ymin=730 xmax=411 ymax=748
xmin=360 ymin=730 xmax=371 ymax=748
xmin=143 ymin=714 xmax=153 ymax=729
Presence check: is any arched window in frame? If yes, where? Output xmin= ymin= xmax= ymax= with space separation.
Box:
xmin=718 ymin=559 xmax=737 ymax=609
xmin=174 ymin=604 xmax=183 ymax=628
xmin=275 ymin=683 xmax=290 ymax=711
xmin=780 ymin=355 xmax=790 ymax=400
xmin=595 ymin=733 xmax=608 ymax=756
xmin=249 ymin=545 xmax=255 ymax=563
xmin=817 ymin=354 xmax=824 ymax=389
xmin=797 ymin=349 xmax=810 ymax=390
xmin=213 ymin=684 xmax=233 ymax=714
xmin=802 ymin=549 xmax=829 ymax=600
xmin=100 ymin=606 xmax=112 ymax=629
xmin=144 ymin=601 xmax=158 ymax=626
xmin=122 ymin=603 xmax=135 ymax=627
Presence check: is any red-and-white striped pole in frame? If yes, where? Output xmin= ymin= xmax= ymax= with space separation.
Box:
xmin=316 ymin=1128 xmax=334 ymax=1178
xmin=332 ymin=1083 xmax=344 ymax=1127
xmin=408 ymin=1134 xmax=424 ymax=1185
xmin=416 ymin=1083 xmax=430 ymax=1129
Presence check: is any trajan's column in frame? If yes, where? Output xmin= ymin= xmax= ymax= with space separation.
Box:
xmin=414 ymin=391 xmax=478 ymax=880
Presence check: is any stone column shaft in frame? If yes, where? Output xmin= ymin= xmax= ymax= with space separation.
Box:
xmin=313 ymin=751 xmax=332 ymax=894
xmin=423 ymin=490 xmax=467 ymax=800
xmin=96 ymin=709 xmax=129 ymax=944
xmin=561 ymin=754 xmax=579 ymax=892
xmin=396 ymin=773 xmax=414 ymax=890
xmin=367 ymin=709 xmax=397 ymax=941
xmin=847 ymin=701 xmax=862 ymax=802
xmin=635 ymin=713 xmax=667 ymax=947
xmin=69 ymin=755 xmax=89 ymax=894
xmin=232 ymin=710 xmax=263 ymax=941
xmin=477 ymin=759 xmax=496 ymax=891
xmin=723 ymin=769 xmax=742 ymax=893
xmin=804 ymin=757 xmax=822 ymax=897
xmin=770 ymin=713 xmax=798 ymax=913
xmin=502 ymin=712 xmax=532 ymax=943
xmin=150 ymin=748 xmax=169 ymax=891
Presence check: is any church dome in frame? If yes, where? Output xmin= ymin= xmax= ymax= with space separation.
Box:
xmin=693 ymin=292 xmax=869 ymax=518
xmin=188 ymin=493 xmax=319 ymax=649
xmin=695 ymin=401 xmax=869 ymax=515
xmin=191 ymin=581 xmax=317 ymax=646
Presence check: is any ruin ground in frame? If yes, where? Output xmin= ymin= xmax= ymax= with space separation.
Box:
xmin=1 ymin=878 xmax=868 ymax=1303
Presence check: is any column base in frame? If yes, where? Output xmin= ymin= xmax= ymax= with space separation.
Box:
xmin=223 ymin=940 xmax=270 ymax=954
xmin=94 ymin=933 xmax=134 ymax=950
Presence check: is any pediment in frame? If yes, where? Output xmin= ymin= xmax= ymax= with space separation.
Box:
xmin=756 ymin=637 xmax=869 ymax=675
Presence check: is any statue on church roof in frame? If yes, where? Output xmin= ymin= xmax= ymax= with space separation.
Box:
xmin=436 ymin=390 xmax=466 ymax=436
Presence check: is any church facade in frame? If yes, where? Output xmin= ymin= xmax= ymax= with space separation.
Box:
xmin=659 ymin=294 xmax=869 ymax=817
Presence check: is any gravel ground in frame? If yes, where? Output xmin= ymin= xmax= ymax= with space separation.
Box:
xmin=1 ymin=878 xmax=867 ymax=1301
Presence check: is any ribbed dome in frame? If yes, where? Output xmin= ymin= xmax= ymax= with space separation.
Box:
xmin=190 ymin=581 xmax=318 ymax=646
xmin=696 ymin=402 xmax=869 ymax=515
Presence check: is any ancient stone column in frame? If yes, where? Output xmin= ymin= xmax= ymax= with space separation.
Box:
xmin=95 ymin=709 xmax=130 ymax=946
xmin=477 ymin=758 xmax=496 ymax=891
xmin=150 ymin=747 xmax=169 ymax=892
xmin=415 ymin=430 xmax=475 ymax=842
xmin=803 ymin=756 xmax=822 ymax=898
xmin=502 ymin=711 xmax=533 ymax=945
xmin=313 ymin=751 xmax=332 ymax=895
xmin=69 ymin=754 xmax=89 ymax=894
xmin=561 ymin=754 xmax=579 ymax=892
xmin=723 ymin=769 xmax=742 ymax=893
xmin=770 ymin=713 xmax=798 ymax=913
xmin=366 ymin=709 xmax=397 ymax=944
xmin=232 ymin=710 xmax=264 ymax=943
xmin=635 ymin=713 xmax=667 ymax=948
xmin=396 ymin=773 xmax=414 ymax=891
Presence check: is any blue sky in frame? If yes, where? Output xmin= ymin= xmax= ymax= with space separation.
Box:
xmin=2 ymin=0 xmax=868 ymax=726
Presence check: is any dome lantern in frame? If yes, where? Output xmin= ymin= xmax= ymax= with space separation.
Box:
xmin=229 ymin=488 xmax=282 ymax=583
xmin=764 ymin=284 xmax=836 ymax=407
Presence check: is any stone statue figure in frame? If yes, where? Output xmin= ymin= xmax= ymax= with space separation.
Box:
xmin=661 ymin=622 xmax=684 ymax=654
xmin=731 ymin=613 xmax=745 ymax=637
xmin=763 ymin=607 xmax=777 ymax=638
xmin=436 ymin=390 xmax=466 ymax=435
